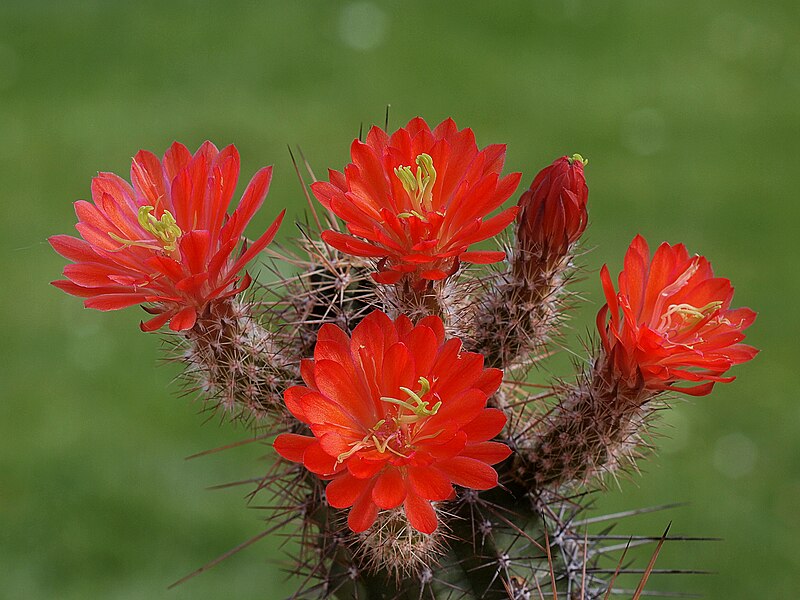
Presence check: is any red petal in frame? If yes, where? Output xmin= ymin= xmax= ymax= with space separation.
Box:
xmin=326 ymin=472 xmax=372 ymax=509
xmin=302 ymin=441 xmax=339 ymax=476
xmin=461 ymin=408 xmax=507 ymax=442
xmin=403 ymin=492 xmax=438 ymax=534
xmin=348 ymin=482 xmax=379 ymax=532
xmin=460 ymin=441 xmax=512 ymax=465
xmin=435 ymin=457 xmax=499 ymax=490
xmin=140 ymin=311 xmax=174 ymax=332
xmin=460 ymin=250 xmax=506 ymax=264
xmin=273 ymin=433 xmax=315 ymax=463
xmin=169 ymin=306 xmax=197 ymax=331
xmin=84 ymin=293 xmax=147 ymax=311
xmin=226 ymin=209 xmax=285 ymax=276
xmin=408 ymin=466 xmax=453 ymax=501
xmin=371 ymin=468 xmax=407 ymax=509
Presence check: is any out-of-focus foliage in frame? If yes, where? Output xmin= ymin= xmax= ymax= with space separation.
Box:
xmin=0 ymin=0 xmax=796 ymax=598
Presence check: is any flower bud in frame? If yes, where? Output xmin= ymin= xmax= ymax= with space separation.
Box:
xmin=516 ymin=154 xmax=589 ymax=259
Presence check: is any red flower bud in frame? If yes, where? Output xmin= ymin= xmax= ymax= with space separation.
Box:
xmin=516 ymin=154 xmax=589 ymax=258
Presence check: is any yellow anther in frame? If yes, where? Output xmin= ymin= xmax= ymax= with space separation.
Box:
xmin=393 ymin=153 xmax=437 ymax=213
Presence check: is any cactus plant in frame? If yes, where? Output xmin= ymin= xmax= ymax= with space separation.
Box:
xmin=49 ymin=117 xmax=757 ymax=599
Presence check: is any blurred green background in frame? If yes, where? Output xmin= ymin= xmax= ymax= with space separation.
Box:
xmin=1 ymin=0 xmax=797 ymax=598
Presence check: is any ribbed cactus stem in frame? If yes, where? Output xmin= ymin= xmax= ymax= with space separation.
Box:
xmin=525 ymin=353 xmax=655 ymax=489
xmin=470 ymin=247 xmax=575 ymax=371
xmin=180 ymin=298 xmax=298 ymax=422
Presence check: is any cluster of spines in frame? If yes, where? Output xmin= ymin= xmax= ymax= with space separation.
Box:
xmin=517 ymin=354 xmax=658 ymax=490
xmin=467 ymin=239 xmax=581 ymax=372
xmin=174 ymin=297 xmax=298 ymax=424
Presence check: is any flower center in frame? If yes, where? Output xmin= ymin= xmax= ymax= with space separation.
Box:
xmin=335 ymin=377 xmax=441 ymax=464
xmin=567 ymin=153 xmax=589 ymax=166
xmin=394 ymin=153 xmax=437 ymax=215
xmin=108 ymin=205 xmax=182 ymax=253
xmin=658 ymin=301 xmax=723 ymax=336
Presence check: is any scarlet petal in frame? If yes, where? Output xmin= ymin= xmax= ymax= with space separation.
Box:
xmin=348 ymin=483 xmax=379 ymax=533
xmin=408 ymin=466 xmax=454 ymax=501
xmin=371 ymin=469 xmax=407 ymax=509
xmin=169 ymin=306 xmax=197 ymax=331
xmin=302 ymin=442 xmax=338 ymax=476
xmin=436 ymin=457 xmax=499 ymax=490
xmin=273 ymin=433 xmax=315 ymax=463
xmin=460 ymin=441 xmax=512 ymax=465
xmin=461 ymin=408 xmax=507 ymax=442
xmin=84 ymin=294 xmax=147 ymax=311
xmin=404 ymin=492 xmax=438 ymax=534
xmin=140 ymin=311 xmax=174 ymax=332
xmin=326 ymin=472 xmax=372 ymax=509
xmin=460 ymin=251 xmax=506 ymax=264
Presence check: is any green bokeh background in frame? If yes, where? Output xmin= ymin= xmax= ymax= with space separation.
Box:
xmin=1 ymin=1 xmax=797 ymax=598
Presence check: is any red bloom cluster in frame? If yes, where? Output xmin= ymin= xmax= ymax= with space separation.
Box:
xmin=312 ymin=117 xmax=521 ymax=285
xmin=517 ymin=154 xmax=588 ymax=258
xmin=597 ymin=236 xmax=757 ymax=396
xmin=50 ymin=142 xmax=285 ymax=332
xmin=273 ymin=310 xmax=511 ymax=534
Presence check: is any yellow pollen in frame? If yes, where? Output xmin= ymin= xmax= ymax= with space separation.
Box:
xmin=108 ymin=205 xmax=182 ymax=253
xmin=394 ymin=153 xmax=437 ymax=214
xmin=659 ymin=301 xmax=723 ymax=332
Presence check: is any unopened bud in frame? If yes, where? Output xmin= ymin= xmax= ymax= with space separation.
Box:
xmin=516 ymin=155 xmax=589 ymax=258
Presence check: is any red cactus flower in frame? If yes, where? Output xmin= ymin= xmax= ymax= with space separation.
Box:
xmin=517 ymin=154 xmax=589 ymax=258
xmin=597 ymin=235 xmax=757 ymax=396
xmin=312 ymin=117 xmax=521 ymax=285
xmin=273 ymin=310 xmax=511 ymax=534
xmin=49 ymin=142 xmax=285 ymax=332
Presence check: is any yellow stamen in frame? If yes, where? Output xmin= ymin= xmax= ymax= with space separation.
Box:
xmin=394 ymin=153 xmax=437 ymax=214
xmin=659 ymin=301 xmax=723 ymax=332
xmin=336 ymin=419 xmax=386 ymax=463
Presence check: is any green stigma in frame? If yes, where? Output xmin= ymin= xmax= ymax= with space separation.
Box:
xmin=393 ymin=153 xmax=437 ymax=214
xmin=137 ymin=205 xmax=182 ymax=252
xmin=380 ymin=376 xmax=440 ymax=423
xmin=568 ymin=153 xmax=589 ymax=166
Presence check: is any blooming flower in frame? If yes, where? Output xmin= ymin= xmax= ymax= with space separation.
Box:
xmin=50 ymin=142 xmax=285 ymax=332
xmin=273 ymin=310 xmax=511 ymax=534
xmin=312 ymin=117 xmax=521 ymax=285
xmin=597 ymin=235 xmax=757 ymax=396
xmin=516 ymin=154 xmax=589 ymax=258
